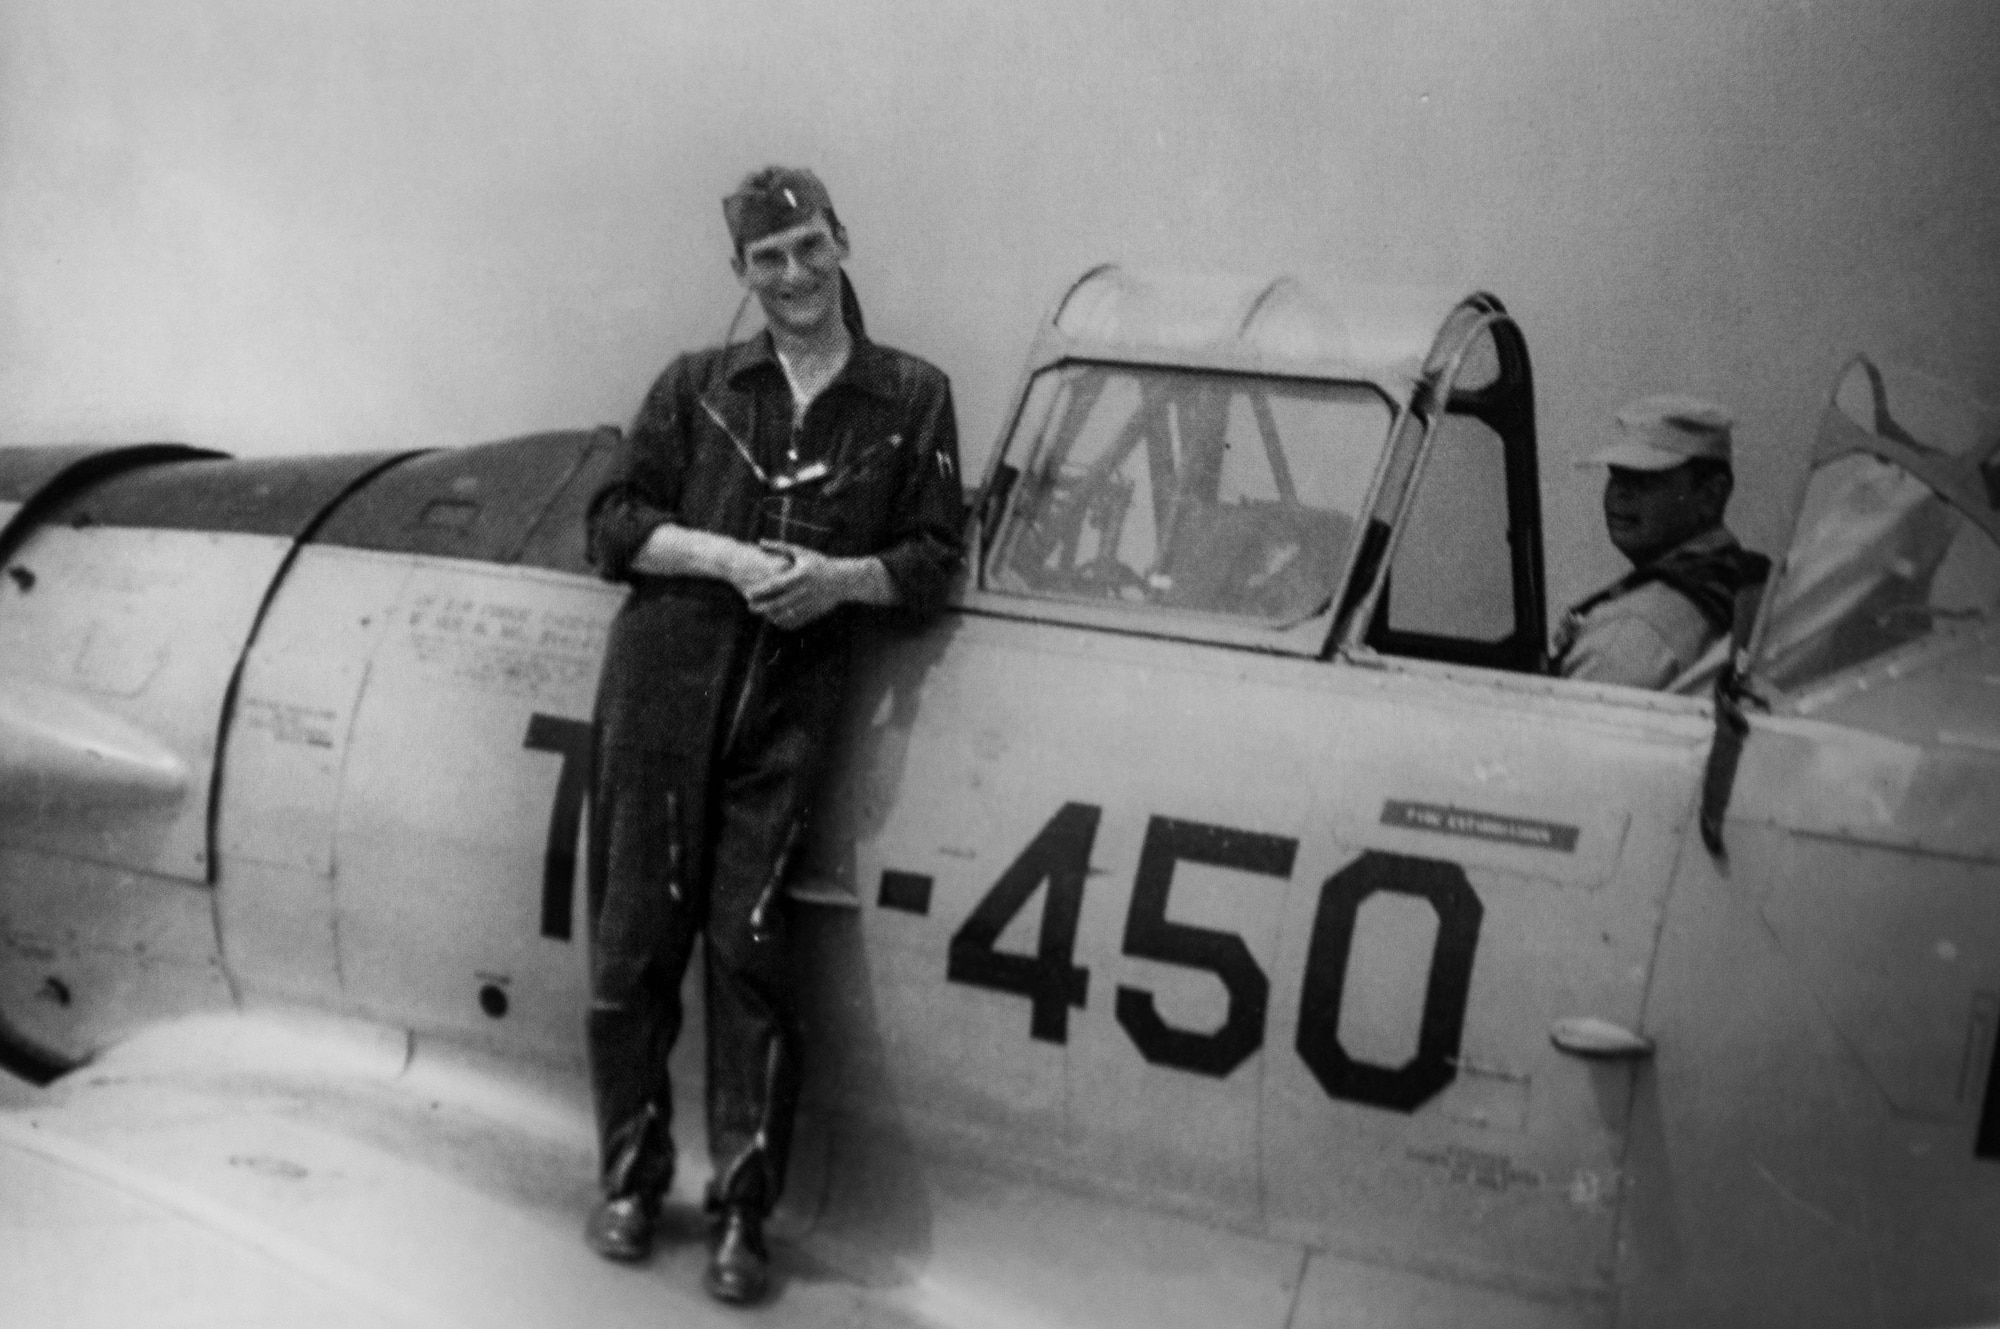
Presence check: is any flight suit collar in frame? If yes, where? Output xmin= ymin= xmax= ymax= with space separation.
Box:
xmin=700 ymin=329 xmax=906 ymax=493
xmin=717 ymin=328 xmax=901 ymax=404
xmin=1571 ymin=524 xmax=1738 ymax=614
xmin=1658 ymin=525 xmax=1737 ymax=563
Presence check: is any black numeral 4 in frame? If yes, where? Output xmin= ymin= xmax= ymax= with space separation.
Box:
xmin=946 ymin=802 xmax=1098 ymax=1043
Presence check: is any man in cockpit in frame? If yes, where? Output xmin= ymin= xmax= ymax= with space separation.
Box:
xmin=581 ymin=166 xmax=964 ymax=1304
xmin=1551 ymin=395 xmax=1770 ymax=689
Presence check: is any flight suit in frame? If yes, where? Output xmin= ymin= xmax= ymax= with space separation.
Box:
xmin=1552 ymin=526 xmax=1770 ymax=689
xmin=584 ymin=329 xmax=963 ymax=1215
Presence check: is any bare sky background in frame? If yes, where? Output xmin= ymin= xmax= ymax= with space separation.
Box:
xmin=3 ymin=0 xmax=1996 ymax=611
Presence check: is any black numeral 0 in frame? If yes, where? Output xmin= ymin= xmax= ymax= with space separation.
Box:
xmin=1115 ymin=817 xmax=1297 ymax=1078
xmin=947 ymin=802 xmax=1098 ymax=1043
xmin=1295 ymin=851 xmax=1483 ymax=1112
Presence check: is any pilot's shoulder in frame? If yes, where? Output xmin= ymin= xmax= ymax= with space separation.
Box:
xmin=1564 ymin=606 xmax=1680 ymax=687
xmin=1612 ymin=579 xmax=1713 ymax=637
xmin=1580 ymin=580 xmax=1717 ymax=683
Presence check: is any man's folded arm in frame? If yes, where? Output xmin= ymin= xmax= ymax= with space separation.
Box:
xmin=586 ymin=361 xmax=697 ymax=581
xmin=635 ymin=524 xmax=791 ymax=590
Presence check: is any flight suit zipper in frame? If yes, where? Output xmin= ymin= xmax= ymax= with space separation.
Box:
xmin=748 ymin=817 xmax=801 ymax=941
xmin=665 ymin=790 xmax=683 ymax=907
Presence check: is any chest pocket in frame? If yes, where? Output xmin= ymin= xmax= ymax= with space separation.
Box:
xmin=765 ymin=421 xmax=909 ymax=554
xmin=756 ymin=489 xmax=844 ymax=553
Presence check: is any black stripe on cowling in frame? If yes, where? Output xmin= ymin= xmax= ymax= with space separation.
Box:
xmin=36 ymin=451 xmax=409 ymax=540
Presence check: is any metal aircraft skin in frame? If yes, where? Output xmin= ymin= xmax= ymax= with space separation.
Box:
xmin=0 ymin=268 xmax=1996 ymax=1329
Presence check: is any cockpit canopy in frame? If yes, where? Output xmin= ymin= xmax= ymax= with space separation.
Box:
xmin=970 ymin=267 xmax=1545 ymax=671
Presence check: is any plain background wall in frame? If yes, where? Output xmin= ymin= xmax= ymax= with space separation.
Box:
xmin=3 ymin=0 xmax=1996 ymax=613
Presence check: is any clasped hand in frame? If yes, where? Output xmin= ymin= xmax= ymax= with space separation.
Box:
xmin=742 ymin=541 xmax=856 ymax=631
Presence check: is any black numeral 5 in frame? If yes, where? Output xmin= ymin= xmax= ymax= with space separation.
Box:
xmin=1115 ymin=817 xmax=1296 ymax=1078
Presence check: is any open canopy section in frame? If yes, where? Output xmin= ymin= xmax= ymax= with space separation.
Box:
xmin=1751 ymin=356 xmax=2000 ymax=700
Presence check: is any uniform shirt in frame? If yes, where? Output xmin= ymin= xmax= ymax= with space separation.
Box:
xmin=1553 ymin=528 xmax=1748 ymax=690
xmin=589 ymin=329 xmax=963 ymax=607
xmin=585 ymin=328 xmax=965 ymax=750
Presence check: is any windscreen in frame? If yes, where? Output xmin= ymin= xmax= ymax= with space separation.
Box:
xmin=984 ymin=362 xmax=1392 ymax=626
xmin=1755 ymin=360 xmax=2000 ymax=693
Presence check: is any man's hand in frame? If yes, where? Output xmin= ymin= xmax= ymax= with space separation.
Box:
xmin=745 ymin=543 xmax=897 ymax=630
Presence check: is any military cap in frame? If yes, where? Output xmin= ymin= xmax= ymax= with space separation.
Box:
xmin=1582 ymin=394 xmax=1734 ymax=470
xmin=723 ymin=167 xmax=836 ymax=252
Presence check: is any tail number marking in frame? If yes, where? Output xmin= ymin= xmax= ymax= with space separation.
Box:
xmin=946 ymin=802 xmax=1097 ymax=1044
xmin=515 ymin=746 xmax=1489 ymax=1117
xmin=1296 ymin=851 xmax=1483 ymax=1112
xmin=524 ymin=714 xmax=592 ymax=941
xmin=939 ymin=807 xmax=1480 ymax=1111
xmin=1116 ymin=816 xmax=1296 ymax=1079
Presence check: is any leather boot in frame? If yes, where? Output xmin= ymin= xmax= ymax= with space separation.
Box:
xmin=585 ymin=1193 xmax=655 ymax=1263
xmin=703 ymin=1204 xmax=770 ymax=1304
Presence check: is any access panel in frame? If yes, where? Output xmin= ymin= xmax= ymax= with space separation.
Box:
xmin=214 ymin=429 xmax=619 ymax=1033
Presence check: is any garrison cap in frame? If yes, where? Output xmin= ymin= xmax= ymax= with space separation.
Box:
xmin=1582 ymin=394 xmax=1735 ymax=470
xmin=723 ymin=166 xmax=835 ymax=252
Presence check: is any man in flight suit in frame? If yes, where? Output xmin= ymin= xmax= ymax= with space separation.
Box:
xmin=1551 ymin=395 xmax=1770 ymax=689
xmin=582 ymin=166 xmax=964 ymax=1304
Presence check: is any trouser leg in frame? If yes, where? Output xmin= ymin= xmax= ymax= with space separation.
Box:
xmin=586 ymin=745 xmax=701 ymax=1202
xmin=701 ymin=721 xmax=817 ymax=1216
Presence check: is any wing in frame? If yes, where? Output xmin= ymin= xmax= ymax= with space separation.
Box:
xmin=0 ymin=1011 xmax=1588 ymax=1329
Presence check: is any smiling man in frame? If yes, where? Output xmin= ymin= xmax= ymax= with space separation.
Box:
xmin=581 ymin=166 xmax=964 ymax=1304
xmin=1551 ymin=395 xmax=1770 ymax=689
